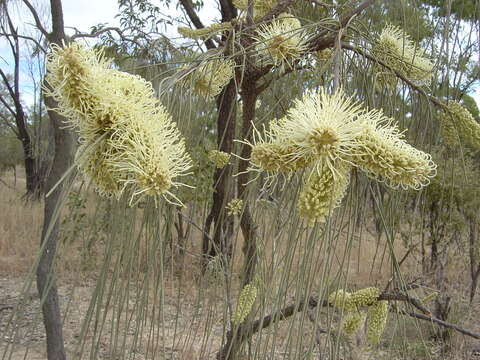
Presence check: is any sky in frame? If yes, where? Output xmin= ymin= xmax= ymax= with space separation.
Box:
xmin=0 ymin=0 xmax=479 ymax=108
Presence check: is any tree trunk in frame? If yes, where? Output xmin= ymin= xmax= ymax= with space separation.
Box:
xmin=238 ymin=83 xmax=258 ymax=287
xmin=37 ymin=95 xmax=73 ymax=360
xmin=36 ymin=1 xmax=70 ymax=359
xmin=202 ymin=80 xmax=237 ymax=269
xmin=469 ymin=219 xmax=480 ymax=303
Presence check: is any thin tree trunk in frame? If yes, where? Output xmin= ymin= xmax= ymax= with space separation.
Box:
xmin=36 ymin=1 xmax=70 ymax=359
xmin=238 ymin=82 xmax=258 ymax=287
xmin=202 ymin=80 xmax=236 ymax=269
xmin=469 ymin=219 xmax=480 ymax=302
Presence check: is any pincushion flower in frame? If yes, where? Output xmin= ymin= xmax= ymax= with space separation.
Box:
xmin=347 ymin=287 xmax=380 ymax=309
xmin=366 ymin=300 xmax=389 ymax=345
xmin=244 ymin=89 xmax=436 ymax=222
xmin=45 ymin=42 xmax=192 ymax=203
xmin=232 ymin=283 xmax=257 ymax=324
xmin=183 ymin=57 xmax=235 ymax=98
xmin=342 ymin=311 xmax=366 ymax=336
xmin=439 ymin=101 xmax=480 ymax=149
xmin=226 ymin=198 xmax=243 ymax=216
xmin=328 ymin=290 xmax=356 ymax=312
xmin=208 ymin=150 xmax=231 ymax=168
xmin=372 ymin=25 xmax=434 ymax=86
xmin=271 ymin=90 xmax=366 ymax=173
xmin=351 ymin=112 xmax=437 ymax=190
xmin=253 ymin=14 xmax=309 ymax=68
xmin=250 ymin=140 xmax=315 ymax=172
xmin=297 ymin=164 xmax=351 ymax=224
xmin=178 ymin=22 xmax=232 ymax=40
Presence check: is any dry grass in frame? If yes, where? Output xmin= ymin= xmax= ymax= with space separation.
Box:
xmin=0 ymin=173 xmax=43 ymax=275
xmin=1 ymin=170 xmax=480 ymax=359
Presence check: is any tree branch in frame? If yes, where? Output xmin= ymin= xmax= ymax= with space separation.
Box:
xmin=217 ymin=289 xmax=480 ymax=358
xmin=179 ymin=0 xmax=216 ymax=50
xmin=309 ymin=0 xmax=376 ymax=52
xmin=258 ymin=0 xmax=297 ymax=24
xmin=71 ymin=26 xmax=127 ymax=41
xmin=22 ymin=0 xmax=50 ymax=39
xmin=401 ymin=310 xmax=480 ymax=339
xmin=0 ymin=33 xmax=46 ymax=53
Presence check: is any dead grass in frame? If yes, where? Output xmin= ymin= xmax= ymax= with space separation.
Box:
xmin=0 ymin=173 xmax=43 ymax=275
xmin=1 ymin=170 xmax=480 ymax=359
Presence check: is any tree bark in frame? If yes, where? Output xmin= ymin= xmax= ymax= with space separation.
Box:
xmin=36 ymin=1 xmax=71 ymax=359
xmin=469 ymin=219 xmax=480 ymax=302
xmin=238 ymin=82 xmax=258 ymax=287
xmin=202 ymin=80 xmax=237 ymax=269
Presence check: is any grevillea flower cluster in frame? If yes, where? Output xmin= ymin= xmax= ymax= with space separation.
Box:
xmin=342 ymin=311 xmax=366 ymax=336
xmin=253 ymin=13 xmax=309 ymax=68
xmin=366 ymin=300 xmax=389 ymax=344
xmin=439 ymin=101 xmax=480 ymax=149
xmin=183 ymin=57 xmax=235 ymax=98
xmin=178 ymin=22 xmax=232 ymax=40
xmin=45 ymin=42 xmax=192 ymax=203
xmin=329 ymin=287 xmax=388 ymax=344
xmin=297 ymin=163 xmax=351 ymax=224
xmin=208 ymin=150 xmax=231 ymax=168
xmin=232 ymin=283 xmax=257 ymax=324
xmin=245 ymin=89 xmax=436 ymax=223
xmin=372 ymin=25 xmax=434 ymax=87
xmin=226 ymin=198 xmax=244 ymax=216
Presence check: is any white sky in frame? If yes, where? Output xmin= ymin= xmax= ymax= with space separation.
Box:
xmin=0 ymin=0 xmax=479 ymax=108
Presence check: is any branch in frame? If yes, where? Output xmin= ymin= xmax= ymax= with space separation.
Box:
xmin=70 ymin=26 xmax=127 ymax=42
xmin=309 ymin=0 xmax=375 ymax=52
xmin=401 ymin=311 xmax=480 ymax=340
xmin=258 ymin=0 xmax=297 ymax=24
xmin=0 ymin=33 xmax=46 ymax=54
xmin=219 ymin=0 xmax=237 ymax=22
xmin=178 ymin=0 xmax=216 ymax=50
xmin=22 ymin=0 xmax=50 ymax=39
xmin=342 ymin=44 xmax=444 ymax=108
xmin=217 ymin=289 xmax=480 ymax=358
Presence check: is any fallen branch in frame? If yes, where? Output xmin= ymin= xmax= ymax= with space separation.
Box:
xmin=217 ymin=290 xmax=480 ymax=358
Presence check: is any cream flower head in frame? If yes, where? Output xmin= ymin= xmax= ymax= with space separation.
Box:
xmin=297 ymin=163 xmax=351 ymax=224
xmin=253 ymin=14 xmax=309 ymax=68
xmin=208 ymin=150 xmax=231 ymax=168
xmin=45 ymin=42 xmax=193 ymax=204
xmin=183 ymin=57 xmax=235 ymax=98
xmin=269 ymin=89 xmax=366 ymax=173
xmin=351 ymin=111 xmax=437 ymax=190
xmin=178 ymin=22 xmax=232 ymax=40
xmin=439 ymin=101 xmax=480 ymax=149
xmin=372 ymin=25 xmax=434 ymax=85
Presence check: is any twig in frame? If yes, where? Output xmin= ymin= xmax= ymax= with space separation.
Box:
xmin=400 ymin=310 xmax=480 ymax=340
xmin=22 ymin=0 xmax=50 ymax=39
xmin=0 ymin=33 xmax=46 ymax=53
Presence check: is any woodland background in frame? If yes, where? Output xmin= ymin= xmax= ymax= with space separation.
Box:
xmin=1 ymin=0 xmax=480 ymax=359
